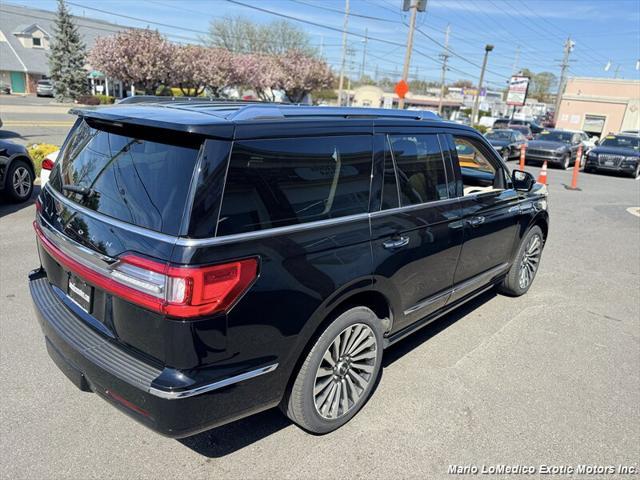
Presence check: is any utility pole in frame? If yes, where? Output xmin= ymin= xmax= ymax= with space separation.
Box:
xmin=337 ymin=0 xmax=350 ymax=106
xmin=399 ymin=0 xmax=426 ymax=109
xmin=511 ymin=45 xmax=520 ymax=75
xmin=360 ymin=28 xmax=368 ymax=80
xmin=438 ymin=24 xmax=450 ymax=116
xmin=319 ymin=35 xmax=324 ymax=57
xmin=554 ymin=36 xmax=574 ymax=124
xmin=471 ymin=44 xmax=494 ymax=126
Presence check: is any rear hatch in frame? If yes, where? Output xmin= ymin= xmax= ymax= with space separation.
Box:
xmin=36 ymin=116 xmax=204 ymax=365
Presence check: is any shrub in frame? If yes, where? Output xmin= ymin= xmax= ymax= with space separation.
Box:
xmin=28 ymin=144 xmax=60 ymax=178
xmin=76 ymin=95 xmax=100 ymax=105
xmin=95 ymin=94 xmax=115 ymax=104
xmin=474 ymin=125 xmax=488 ymax=134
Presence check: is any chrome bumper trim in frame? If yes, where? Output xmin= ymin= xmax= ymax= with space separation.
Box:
xmin=148 ymin=364 xmax=279 ymax=400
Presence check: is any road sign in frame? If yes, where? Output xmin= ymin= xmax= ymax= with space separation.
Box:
xmin=506 ymin=75 xmax=530 ymax=106
xmin=395 ymin=80 xmax=409 ymax=99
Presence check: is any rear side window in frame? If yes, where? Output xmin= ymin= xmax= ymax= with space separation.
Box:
xmin=217 ymin=136 xmax=372 ymax=236
xmin=388 ymin=134 xmax=448 ymax=206
xmin=50 ymin=119 xmax=201 ymax=235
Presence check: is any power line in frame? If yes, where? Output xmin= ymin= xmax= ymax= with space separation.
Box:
xmin=288 ymin=0 xmax=397 ymax=23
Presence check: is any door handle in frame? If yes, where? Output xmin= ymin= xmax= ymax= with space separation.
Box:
xmin=383 ymin=236 xmax=410 ymax=250
xmin=467 ymin=216 xmax=485 ymax=227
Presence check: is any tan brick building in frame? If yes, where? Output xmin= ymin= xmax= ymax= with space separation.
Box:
xmin=555 ymin=77 xmax=640 ymax=137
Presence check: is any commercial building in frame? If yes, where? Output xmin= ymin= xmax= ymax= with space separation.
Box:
xmin=555 ymin=77 xmax=640 ymax=137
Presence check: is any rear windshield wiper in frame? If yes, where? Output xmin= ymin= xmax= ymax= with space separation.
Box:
xmin=62 ymin=184 xmax=99 ymax=198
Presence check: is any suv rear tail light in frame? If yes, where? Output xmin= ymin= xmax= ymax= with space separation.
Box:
xmin=34 ymin=222 xmax=258 ymax=319
xmin=42 ymin=158 xmax=55 ymax=170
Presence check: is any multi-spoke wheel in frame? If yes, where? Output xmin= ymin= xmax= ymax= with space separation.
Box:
xmin=499 ymin=225 xmax=545 ymax=296
xmin=283 ymin=307 xmax=383 ymax=433
xmin=518 ymin=233 xmax=542 ymax=290
xmin=5 ymin=160 xmax=33 ymax=202
xmin=313 ymin=323 xmax=377 ymax=420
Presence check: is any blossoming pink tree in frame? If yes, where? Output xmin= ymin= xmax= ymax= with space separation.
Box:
xmin=233 ymin=53 xmax=285 ymax=101
xmin=278 ymin=51 xmax=334 ymax=103
xmin=88 ymin=29 xmax=173 ymax=94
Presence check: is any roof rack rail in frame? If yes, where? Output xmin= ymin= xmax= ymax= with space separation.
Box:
xmin=228 ymin=105 xmax=442 ymax=122
xmin=115 ymin=95 xmax=272 ymax=105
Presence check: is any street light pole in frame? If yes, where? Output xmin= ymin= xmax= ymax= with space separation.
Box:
xmin=471 ymin=44 xmax=493 ymax=127
xmin=337 ymin=0 xmax=350 ymax=107
xmin=437 ymin=24 xmax=450 ymax=116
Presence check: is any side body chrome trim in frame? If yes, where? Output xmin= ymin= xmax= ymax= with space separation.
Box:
xmin=148 ymin=364 xmax=279 ymax=400
xmin=403 ymin=289 xmax=451 ymax=316
xmin=402 ymin=263 xmax=509 ymax=317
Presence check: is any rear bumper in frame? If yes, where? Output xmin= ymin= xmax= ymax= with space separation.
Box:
xmin=29 ymin=270 xmax=280 ymax=438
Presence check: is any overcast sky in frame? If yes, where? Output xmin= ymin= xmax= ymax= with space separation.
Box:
xmin=8 ymin=0 xmax=640 ymax=88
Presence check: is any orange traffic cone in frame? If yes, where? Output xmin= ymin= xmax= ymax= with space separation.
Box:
xmin=538 ymin=160 xmax=548 ymax=185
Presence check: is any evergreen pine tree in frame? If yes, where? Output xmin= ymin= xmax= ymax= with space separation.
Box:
xmin=48 ymin=0 xmax=88 ymax=101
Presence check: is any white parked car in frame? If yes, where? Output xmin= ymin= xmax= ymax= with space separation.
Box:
xmin=39 ymin=150 xmax=59 ymax=186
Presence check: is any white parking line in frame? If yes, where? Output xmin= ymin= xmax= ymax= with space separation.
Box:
xmin=626 ymin=207 xmax=640 ymax=217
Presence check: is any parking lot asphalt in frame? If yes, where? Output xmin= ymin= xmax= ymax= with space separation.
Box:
xmin=1 ymin=165 xmax=639 ymax=479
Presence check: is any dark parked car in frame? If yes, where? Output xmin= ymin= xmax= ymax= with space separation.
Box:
xmin=508 ymin=118 xmax=544 ymax=134
xmin=525 ymin=129 xmax=589 ymax=169
xmin=36 ymin=79 xmax=54 ymax=97
xmin=29 ymin=102 xmax=549 ymax=437
xmin=0 ymin=139 xmax=35 ymax=202
xmin=584 ymin=134 xmax=640 ymax=177
xmin=508 ymin=124 xmax=534 ymax=140
xmin=485 ymin=128 xmax=527 ymax=160
xmin=492 ymin=118 xmax=510 ymax=129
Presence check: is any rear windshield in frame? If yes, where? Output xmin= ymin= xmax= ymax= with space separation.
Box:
xmin=49 ymin=119 xmax=201 ymax=235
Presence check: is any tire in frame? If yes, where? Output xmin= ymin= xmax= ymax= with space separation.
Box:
xmin=584 ymin=166 xmax=593 ymax=174
xmin=501 ymin=148 xmax=509 ymax=162
xmin=561 ymin=153 xmax=570 ymax=169
xmin=4 ymin=160 xmax=33 ymax=202
xmin=498 ymin=225 xmax=544 ymax=297
xmin=282 ymin=306 xmax=384 ymax=434
xmin=630 ymin=163 xmax=640 ymax=179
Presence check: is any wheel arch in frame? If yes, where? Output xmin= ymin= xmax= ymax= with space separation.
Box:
xmin=280 ymin=287 xmax=394 ymax=403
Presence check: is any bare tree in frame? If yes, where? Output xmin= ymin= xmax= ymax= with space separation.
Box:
xmin=203 ymin=16 xmax=315 ymax=56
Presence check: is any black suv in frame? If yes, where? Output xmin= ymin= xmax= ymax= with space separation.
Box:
xmin=584 ymin=133 xmax=640 ymax=178
xmin=29 ymin=102 xmax=549 ymax=437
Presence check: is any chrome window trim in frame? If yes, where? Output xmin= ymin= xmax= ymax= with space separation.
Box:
xmin=45 ymin=184 xmax=179 ymax=245
xmin=46 ymin=182 xmax=466 ymax=249
xmin=148 ymin=364 xmax=278 ymax=400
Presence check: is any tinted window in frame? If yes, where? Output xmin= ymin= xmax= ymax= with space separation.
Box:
xmin=486 ymin=130 xmax=511 ymax=140
xmin=381 ymin=140 xmax=399 ymax=210
xmin=50 ymin=119 xmax=200 ymax=235
xmin=539 ymin=130 xmax=573 ymax=143
xmin=389 ymin=134 xmax=448 ymax=206
xmin=600 ymin=135 xmax=639 ymax=150
xmin=217 ymin=136 xmax=372 ymax=236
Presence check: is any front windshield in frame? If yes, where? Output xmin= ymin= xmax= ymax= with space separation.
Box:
xmin=600 ymin=136 xmax=639 ymax=151
xmin=538 ymin=131 xmax=573 ymax=143
xmin=486 ymin=131 xmax=511 ymax=140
